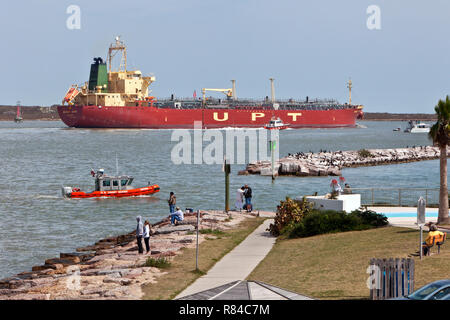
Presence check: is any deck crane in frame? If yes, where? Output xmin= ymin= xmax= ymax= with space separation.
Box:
xmin=201 ymin=88 xmax=233 ymax=103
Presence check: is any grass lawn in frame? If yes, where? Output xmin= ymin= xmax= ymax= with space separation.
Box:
xmin=247 ymin=226 xmax=450 ymax=300
xmin=141 ymin=217 xmax=265 ymax=300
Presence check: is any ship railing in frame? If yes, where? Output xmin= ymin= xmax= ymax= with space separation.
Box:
xmin=155 ymin=97 xmax=350 ymax=108
xmin=156 ymin=97 xmax=339 ymax=103
xmin=347 ymin=187 xmax=442 ymax=207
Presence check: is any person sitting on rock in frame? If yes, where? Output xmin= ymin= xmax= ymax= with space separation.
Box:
xmin=170 ymin=207 xmax=184 ymax=225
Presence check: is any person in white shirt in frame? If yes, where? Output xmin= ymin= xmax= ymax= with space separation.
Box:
xmin=143 ymin=220 xmax=151 ymax=254
xmin=171 ymin=207 xmax=184 ymax=225
xmin=235 ymin=187 xmax=245 ymax=211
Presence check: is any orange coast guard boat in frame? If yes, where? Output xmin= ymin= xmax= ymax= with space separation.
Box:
xmin=62 ymin=169 xmax=160 ymax=198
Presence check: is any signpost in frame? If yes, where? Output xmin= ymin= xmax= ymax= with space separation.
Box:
xmin=417 ymin=197 xmax=426 ymax=260
xmin=196 ymin=209 xmax=200 ymax=271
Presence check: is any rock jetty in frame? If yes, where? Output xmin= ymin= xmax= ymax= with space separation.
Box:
xmin=239 ymin=146 xmax=448 ymax=177
xmin=0 ymin=210 xmax=258 ymax=300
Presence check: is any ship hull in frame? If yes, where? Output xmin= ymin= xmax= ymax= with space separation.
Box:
xmin=57 ymin=105 xmax=362 ymax=129
xmin=69 ymin=185 xmax=160 ymax=198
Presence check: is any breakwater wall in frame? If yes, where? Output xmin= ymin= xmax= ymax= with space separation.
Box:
xmin=239 ymin=146 xmax=448 ymax=177
xmin=0 ymin=105 xmax=58 ymax=121
xmin=0 ymin=210 xmax=256 ymax=300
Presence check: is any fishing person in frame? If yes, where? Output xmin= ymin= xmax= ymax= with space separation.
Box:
xmin=136 ymin=216 xmax=144 ymax=254
xmin=168 ymin=192 xmax=176 ymax=214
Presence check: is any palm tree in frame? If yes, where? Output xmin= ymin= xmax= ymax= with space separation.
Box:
xmin=429 ymin=95 xmax=450 ymax=224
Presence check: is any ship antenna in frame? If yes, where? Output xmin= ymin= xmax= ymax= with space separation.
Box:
xmin=347 ymin=78 xmax=352 ymax=105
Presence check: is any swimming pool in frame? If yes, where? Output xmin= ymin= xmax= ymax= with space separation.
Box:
xmin=377 ymin=211 xmax=438 ymax=218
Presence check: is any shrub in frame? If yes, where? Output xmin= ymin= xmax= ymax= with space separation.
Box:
xmin=268 ymin=197 xmax=314 ymax=236
xmin=144 ymin=257 xmax=171 ymax=269
xmin=286 ymin=209 xmax=388 ymax=238
xmin=358 ymin=149 xmax=373 ymax=158
xmin=351 ymin=209 xmax=388 ymax=227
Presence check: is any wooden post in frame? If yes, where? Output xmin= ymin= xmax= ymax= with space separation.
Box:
xmin=270 ymin=140 xmax=276 ymax=181
xmin=224 ymin=159 xmax=230 ymax=212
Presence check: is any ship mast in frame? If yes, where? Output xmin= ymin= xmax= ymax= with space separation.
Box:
xmin=108 ymin=36 xmax=127 ymax=72
xmin=269 ymin=78 xmax=275 ymax=104
xmin=347 ymin=78 xmax=352 ymax=105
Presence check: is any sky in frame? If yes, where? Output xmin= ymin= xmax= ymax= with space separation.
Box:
xmin=1 ymin=0 xmax=450 ymax=113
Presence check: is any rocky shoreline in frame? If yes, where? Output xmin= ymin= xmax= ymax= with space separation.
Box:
xmin=0 ymin=210 xmax=258 ymax=300
xmin=239 ymin=146 xmax=449 ymax=177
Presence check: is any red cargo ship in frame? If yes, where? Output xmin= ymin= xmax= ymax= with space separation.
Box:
xmin=57 ymin=37 xmax=363 ymax=129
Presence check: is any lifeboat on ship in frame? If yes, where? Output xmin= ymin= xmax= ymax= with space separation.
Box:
xmin=264 ymin=117 xmax=289 ymax=130
xmin=62 ymin=169 xmax=160 ymax=198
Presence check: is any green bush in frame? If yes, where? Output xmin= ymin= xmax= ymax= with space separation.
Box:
xmin=286 ymin=209 xmax=388 ymax=239
xmin=352 ymin=209 xmax=388 ymax=227
xmin=268 ymin=197 xmax=314 ymax=236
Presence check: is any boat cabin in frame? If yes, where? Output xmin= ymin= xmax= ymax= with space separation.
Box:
xmin=95 ymin=173 xmax=135 ymax=191
xmin=269 ymin=119 xmax=283 ymax=126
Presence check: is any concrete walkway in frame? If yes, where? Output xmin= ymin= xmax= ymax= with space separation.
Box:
xmin=175 ymin=217 xmax=276 ymax=299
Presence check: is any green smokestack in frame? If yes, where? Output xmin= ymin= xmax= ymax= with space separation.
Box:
xmin=88 ymin=57 xmax=108 ymax=92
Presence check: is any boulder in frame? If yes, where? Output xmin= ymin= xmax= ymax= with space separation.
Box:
xmin=32 ymin=264 xmax=60 ymax=272
xmin=154 ymin=225 xmax=195 ymax=235
xmin=80 ymin=288 xmax=107 ymax=296
xmin=45 ymin=257 xmax=80 ymax=266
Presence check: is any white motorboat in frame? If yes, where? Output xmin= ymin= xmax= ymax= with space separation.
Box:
xmin=404 ymin=121 xmax=431 ymax=133
xmin=264 ymin=117 xmax=289 ymax=130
